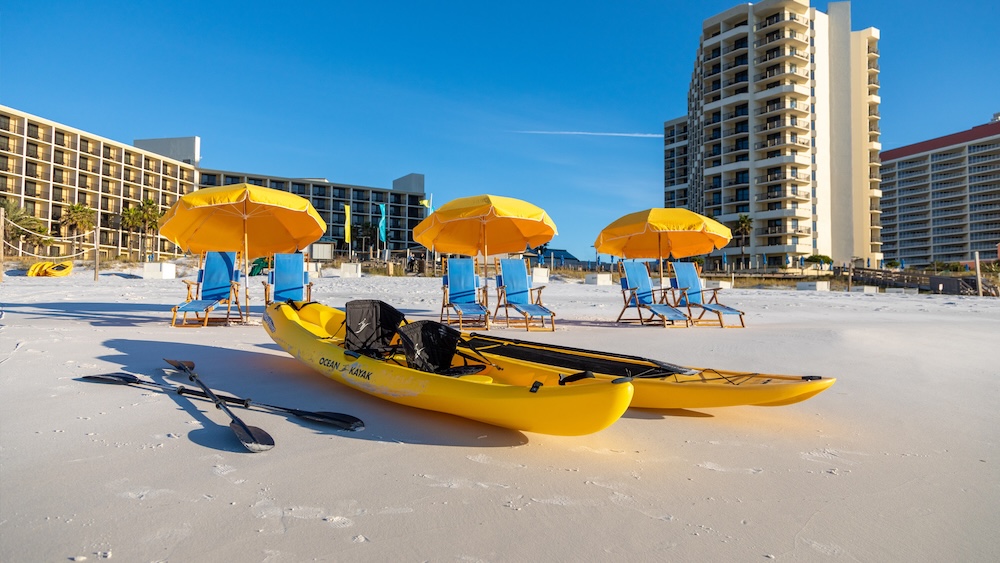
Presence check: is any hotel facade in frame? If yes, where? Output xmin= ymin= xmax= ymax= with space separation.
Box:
xmin=879 ymin=118 xmax=1000 ymax=267
xmin=664 ymin=0 xmax=881 ymax=267
xmin=0 ymin=105 xmax=426 ymax=261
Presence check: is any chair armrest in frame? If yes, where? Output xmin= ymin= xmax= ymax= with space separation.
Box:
xmin=529 ymin=285 xmax=546 ymax=304
xmin=261 ymin=280 xmax=271 ymax=304
xmin=701 ymin=287 xmax=723 ymax=303
xmin=182 ymin=279 xmax=199 ymax=301
xmin=661 ymin=287 xmax=683 ymax=306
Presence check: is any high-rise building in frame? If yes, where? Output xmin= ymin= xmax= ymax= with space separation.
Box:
xmin=879 ymin=117 xmax=1000 ymax=267
xmin=664 ymin=0 xmax=881 ymax=268
xmin=0 ymin=105 xmax=426 ymax=260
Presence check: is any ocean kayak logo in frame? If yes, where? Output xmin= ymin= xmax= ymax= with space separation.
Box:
xmin=318 ymin=358 xmax=372 ymax=381
xmin=262 ymin=312 xmax=275 ymax=333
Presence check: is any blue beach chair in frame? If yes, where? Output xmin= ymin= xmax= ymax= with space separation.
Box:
xmin=441 ymin=258 xmax=490 ymax=330
xmin=671 ymin=261 xmax=745 ymax=328
xmin=495 ymin=258 xmax=555 ymax=331
xmin=171 ymin=251 xmax=243 ymax=327
xmin=262 ymin=253 xmax=312 ymax=304
xmin=616 ymin=261 xmax=690 ymax=328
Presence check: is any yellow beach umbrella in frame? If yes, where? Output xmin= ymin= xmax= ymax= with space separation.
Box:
xmin=159 ymin=183 xmax=326 ymax=317
xmin=412 ymin=194 xmax=558 ymax=307
xmin=594 ymin=208 xmax=731 ymax=284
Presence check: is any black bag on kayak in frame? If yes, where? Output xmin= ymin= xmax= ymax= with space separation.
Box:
xmin=397 ymin=320 xmax=485 ymax=376
xmin=344 ymin=299 xmax=407 ymax=358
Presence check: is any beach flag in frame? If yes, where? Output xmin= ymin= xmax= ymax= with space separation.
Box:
xmin=378 ymin=204 xmax=387 ymax=242
xmin=419 ymin=195 xmax=434 ymax=214
xmin=344 ymin=205 xmax=351 ymax=244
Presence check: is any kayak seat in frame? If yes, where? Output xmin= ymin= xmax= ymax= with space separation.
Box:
xmin=440 ymin=364 xmax=488 ymax=377
xmin=398 ymin=320 xmax=488 ymax=377
xmin=344 ymin=299 xmax=408 ymax=358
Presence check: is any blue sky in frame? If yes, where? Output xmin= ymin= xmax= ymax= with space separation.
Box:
xmin=2 ymin=1 xmax=997 ymax=260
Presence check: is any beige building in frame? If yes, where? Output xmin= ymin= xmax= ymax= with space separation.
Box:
xmin=0 ymin=105 xmax=425 ymax=261
xmin=879 ymin=117 xmax=1000 ymax=267
xmin=664 ymin=0 xmax=881 ymax=267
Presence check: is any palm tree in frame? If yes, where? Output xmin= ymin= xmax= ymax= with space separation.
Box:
xmin=734 ymin=214 xmax=753 ymax=269
xmin=120 ymin=206 xmax=144 ymax=260
xmin=352 ymin=222 xmax=379 ymax=257
xmin=58 ymin=203 xmax=96 ymax=254
xmin=137 ymin=199 xmax=162 ymax=261
xmin=2 ymin=199 xmax=50 ymax=250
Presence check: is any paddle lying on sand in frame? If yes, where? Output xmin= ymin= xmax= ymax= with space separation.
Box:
xmin=162 ymin=359 xmax=275 ymax=453
xmin=81 ymin=372 xmax=364 ymax=431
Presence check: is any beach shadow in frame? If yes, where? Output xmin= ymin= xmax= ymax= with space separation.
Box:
xmin=75 ymin=374 xmax=267 ymax=454
xmin=4 ymin=301 xmax=171 ymax=327
xmin=538 ymin=319 xmax=641 ymax=329
xmin=624 ymin=408 xmax=715 ymax=419
xmin=99 ymin=338 xmax=528 ymax=448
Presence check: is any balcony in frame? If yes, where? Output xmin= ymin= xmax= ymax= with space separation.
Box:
xmin=754 ymin=136 xmax=810 ymax=150
xmin=756 ymin=188 xmax=811 ymax=202
xmin=755 ymin=225 xmax=812 ymax=236
xmin=755 ymin=11 xmax=809 ymax=32
xmin=755 ymin=171 xmax=809 ymax=185
xmin=753 ymin=49 xmax=809 ymax=66
xmin=754 ymin=119 xmax=810 ymax=134
xmin=753 ymin=29 xmax=809 ymax=49
xmin=754 ymin=66 xmax=809 ymax=83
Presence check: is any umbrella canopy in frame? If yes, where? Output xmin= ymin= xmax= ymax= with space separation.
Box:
xmin=594 ymin=208 xmax=731 ymax=285
xmin=594 ymin=208 xmax=731 ymax=259
xmin=412 ymin=194 xmax=557 ymax=256
xmin=159 ymin=184 xmax=326 ymax=258
xmin=159 ymin=184 xmax=326 ymax=319
xmin=413 ymin=194 xmax=557 ymax=310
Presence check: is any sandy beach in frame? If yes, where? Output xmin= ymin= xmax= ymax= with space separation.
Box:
xmin=1 ymin=265 xmax=997 ymax=562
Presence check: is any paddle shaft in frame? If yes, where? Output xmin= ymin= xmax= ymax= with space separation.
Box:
xmin=82 ymin=372 xmax=362 ymax=430
xmin=164 ymin=359 xmax=274 ymax=452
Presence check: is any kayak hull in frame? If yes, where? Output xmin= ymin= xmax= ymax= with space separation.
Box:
xmin=262 ymin=301 xmax=633 ymax=436
xmin=463 ymin=334 xmax=836 ymax=409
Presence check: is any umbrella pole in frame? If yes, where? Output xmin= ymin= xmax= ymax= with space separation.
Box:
xmin=481 ymin=221 xmax=489 ymax=312
xmin=243 ymin=215 xmax=250 ymax=322
xmin=658 ymin=235 xmax=665 ymax=292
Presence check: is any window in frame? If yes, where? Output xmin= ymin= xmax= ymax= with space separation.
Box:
xmin=201 ymin=174 xmax=218 ymax=186
xmin=224 ymin=175 xmax=241 ymax=185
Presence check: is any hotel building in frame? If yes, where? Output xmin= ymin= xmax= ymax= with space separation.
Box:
xmin=0 ymin=105 xmax=426 ymax=260
xmin=664 ymin=0 xmax=881 ymax=267
xmin=879 ymin=117 xmax=1000 ymax=267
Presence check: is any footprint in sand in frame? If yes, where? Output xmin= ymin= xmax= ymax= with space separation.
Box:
xmin=697 ymin=461 xmax=763 ymax=474
xmin=324 ymin=516 xmax=354 ymax=528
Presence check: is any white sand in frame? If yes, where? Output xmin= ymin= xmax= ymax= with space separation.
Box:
xmin=1 ymin=266 xmax=997 ymax=561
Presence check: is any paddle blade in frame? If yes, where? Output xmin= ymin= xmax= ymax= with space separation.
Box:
xmin=164 ymin=359 xmax=196 ymax=372
xmin=230 ymin=422 xmax=275 ymax=453
xmin=296 ymin=410 xmax=365 ymax=431
xmin=81 ymin=373 xmax=142 ymax=385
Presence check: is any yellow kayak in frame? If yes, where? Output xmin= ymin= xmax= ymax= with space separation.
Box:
xmin=461 ymin=333 xmax=836 ymax=409
xmin=43 ymin=260 xmax=74 ymax=277
xmin=27 ymin=261 xmax=54 ymax=276
xmin=263 ymin=301 xmax=634 ymax=436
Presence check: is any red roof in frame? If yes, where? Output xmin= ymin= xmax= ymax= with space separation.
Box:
xmin=881 ymin=120 xmax=1000 ymax=161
